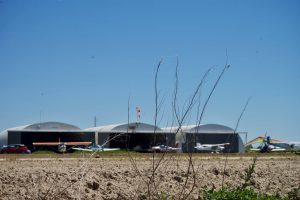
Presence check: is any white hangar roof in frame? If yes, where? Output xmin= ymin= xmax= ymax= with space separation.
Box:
xmin=85 ymin=122 xmax=163 ymax=133
xmin=0 ymin=122 xmax=82 ymax=146
xmin=2 ymin=122 xmax=81 ymax=132
xmin=163 ymin=124 xmax=235 ymax=134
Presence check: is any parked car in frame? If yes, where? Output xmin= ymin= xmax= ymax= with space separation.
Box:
xmin=0 ymin=144 xmax=31 ymax=154
xmin=0 ymin=145 xmax=7 ymax=151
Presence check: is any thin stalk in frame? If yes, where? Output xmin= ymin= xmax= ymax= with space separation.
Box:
xmin=221 ymin=97 xmax=251 ymax=189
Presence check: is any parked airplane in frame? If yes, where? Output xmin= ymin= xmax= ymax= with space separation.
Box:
xmin=194 ymin=142 xmax=230 ymax=153
xmin=150 ymin=145 xmax=181 ymax=153
xmin=72 ymin=132 xmax=125 ymax=152
xmin=246 ymin=136 xmax=288 ymax=153
xmin=32 ymin=141 xmax=92 ymax=153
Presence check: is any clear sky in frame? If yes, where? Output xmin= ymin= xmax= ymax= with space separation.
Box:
xmin=0 ymin=0 xmax=299 ymax=142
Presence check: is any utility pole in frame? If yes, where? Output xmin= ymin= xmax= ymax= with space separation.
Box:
xmin=39 ymin=92 xmax=44 ymax=124
xmin=94 ymin=116 xmax=97 ymax=127
xmin=94 ymin=116 xmax=98 ymax=145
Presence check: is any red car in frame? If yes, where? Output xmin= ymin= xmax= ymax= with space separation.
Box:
xmin=0 ymin=144 xmax=31 ymax=154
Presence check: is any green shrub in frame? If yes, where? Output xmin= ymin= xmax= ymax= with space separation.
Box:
xmin=287 ymin=187 xmax=300 ymax=200
xmin=241 ymin=157 xmax=257 ymax=189
xmin=201 ymin=187 xmax=287 ymax=200
xmin=200 ymin=157 xmax=289 ymax=200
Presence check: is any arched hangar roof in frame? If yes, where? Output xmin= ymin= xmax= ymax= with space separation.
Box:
xmin=163 ymin=124 xmax=234 ymax=134
xmin=0 ymin=122 xmax=82 ymax=145
xmin=85 ymin=122 xmax=162 ymax=133
xmin=188 ymin=124 xmax=234 ymax=133
xmin=4 ymin=122 xmax=81 ymax=131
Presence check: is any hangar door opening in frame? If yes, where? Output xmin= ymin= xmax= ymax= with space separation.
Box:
xmin=109 ymin=133 xmax=169 ymax=151
xmin=20 ymin=131 xmax=87 ymax=150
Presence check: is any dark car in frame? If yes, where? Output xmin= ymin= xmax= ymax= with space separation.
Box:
xmin=0 ymin=144 xmax=31 ymax=154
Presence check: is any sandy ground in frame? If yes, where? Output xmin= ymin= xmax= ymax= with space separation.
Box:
xmin=0 ymin=154 xmax=299 ymax=200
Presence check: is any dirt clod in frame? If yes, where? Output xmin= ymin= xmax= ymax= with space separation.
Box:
xmin=173 ymin=176 xmax=184 ymax=183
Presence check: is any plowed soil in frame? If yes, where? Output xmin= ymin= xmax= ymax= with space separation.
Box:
xmin=0 ymin=154 xmax=299 ymax=199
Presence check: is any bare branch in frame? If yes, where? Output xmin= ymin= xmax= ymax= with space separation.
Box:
xmin=221 ymin=97 xmax=251 ymax=188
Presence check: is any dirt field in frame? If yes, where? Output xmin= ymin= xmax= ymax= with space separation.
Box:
xmin=0 ymin=154 xmax=299 ymax=199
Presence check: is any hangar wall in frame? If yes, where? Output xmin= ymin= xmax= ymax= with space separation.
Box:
xmin=0 ymin=130 xmax=8 ymax=146
xmin=108 ymin=132 xmax=175 ymax=151
xmin=0 ymin=122 xmax=89 ymax=149
xmin=182 ymin=133 xmax=243 ymax=153
xmin=8 ymin=131 xmax=22 ymax=145
xmin=85 ymin=122 xmax=176 ymax=151
xmin=83 ymin=132 xmax=110 ymax=147
xmin=168 ymin=124 xmax=245 ymax=153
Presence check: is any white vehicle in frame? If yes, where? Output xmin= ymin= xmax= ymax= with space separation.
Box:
xmin=194 ymin=142 xmax=230 ymax=153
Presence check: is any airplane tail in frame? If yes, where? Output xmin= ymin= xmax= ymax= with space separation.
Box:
xmin=266 ymin=136 xmax=271 ymax=144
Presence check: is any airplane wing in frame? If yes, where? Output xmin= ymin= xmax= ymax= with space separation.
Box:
xmin=245 ymin=136 xmax=266 ymax=147
xmin=102 ymin=148 xmax=120 ymax=151
xmin=33 ymin=142 xmax=61 ymax=146
xmin=249 ymin=148 xmax=286 ymax=152
xmin=166 ymin=147 xmax=181 ymax=152
xmin=270 ymin=148 xmax=286 ymax=152
xmin=64 ymin=142 xmax=92 ymax=146
xmin=72 ymin=147 xmax=120 ymax=152
xmin=150 ymin=146 xmax=180 ymax=152
xmin=245 ymin=136 xmax=284 ymax=147
xmin=269 ymin=139 xmax=285 ymax=144
xmin=249 ymin=148 xmax=261 ymax=152
xmin=72 ymin=147 xmax=93 ymax=152
xmin=33 ymin=142 xmax=92 ymax=146
xmin=214 ymin=143 xmax=230 ymax=146
xmin=203 ymin=143 xmax=230 ymax=147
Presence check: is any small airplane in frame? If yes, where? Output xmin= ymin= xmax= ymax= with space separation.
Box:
xmin=246 ymin=136 xmax=288 ymax=153
xmin=72 ymin=144 xmax=120 ymax=152
xmin=150 ymin=144 xmax=181 ymax=153
xmin=194 ymin=142 xmax=230 ymax=153
xmin=32 ymin=141 xmax=92 ymax=153
xmin=72 ymin=132 xmax=125 ymax=152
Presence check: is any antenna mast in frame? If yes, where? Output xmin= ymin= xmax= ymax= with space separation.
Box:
xmin=40 ymin=92 xmax=44 ymax=124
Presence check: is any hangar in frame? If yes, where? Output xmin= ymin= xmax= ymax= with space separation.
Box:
xmin=0 ymin=122 xmax=244 ymax=153
xmin=85 ymin=122 xmax=175 ymax=152
xmin=0 ymin=122 xmax=92 ymax=151
xmin=164 ymin=124 xmax=245 ymax=153
xmin=0 ymin=121 xmax=175 ymax=152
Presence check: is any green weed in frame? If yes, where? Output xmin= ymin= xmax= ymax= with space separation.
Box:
xmin=201 ymin=187 xmax=287 ymax=200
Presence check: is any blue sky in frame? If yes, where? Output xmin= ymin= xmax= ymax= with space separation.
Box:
xmin=0 ymin=0 xmax=299 ymax=141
